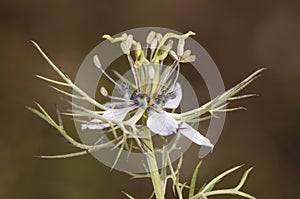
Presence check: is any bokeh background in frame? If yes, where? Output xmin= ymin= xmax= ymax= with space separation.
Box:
xmin=1 ymin=0 xmax=299 ymax=198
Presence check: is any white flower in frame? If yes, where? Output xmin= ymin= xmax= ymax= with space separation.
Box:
xmin=29 ymin=32 xmax=264 ymax=160
xmin=81 ymin=31 xmax=214 ymax=149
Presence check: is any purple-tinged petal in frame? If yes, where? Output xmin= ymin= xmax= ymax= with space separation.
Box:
xmin=163 ymin=83 xmax=182 ymax=109
xmin=81 ymin=106 xmax=137 ymax=130
xmin=178 ymin=122 xmax=213 ymax=148
xmin=147 ymin=109 xmax=178 ymax=136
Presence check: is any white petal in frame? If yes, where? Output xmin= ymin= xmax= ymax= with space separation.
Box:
xmin=81 ymin=119 xmax=110 ymax=130
xmin=178 ymin=122 xmax=213 ymax=148
xmin=103 ymin=102 xmax=130 ymax=108
xmin=147 ymin=110 xmax=178 ymax=136
xmin=102 ymin=106 xmax=136 ymax=121
xmin=163 ymin=83 xmax=182 ymax=109
xmin=81 ymin=123 xmax=110 ymax=130
xmin=81 ymin=106 xmax=136 ymax=130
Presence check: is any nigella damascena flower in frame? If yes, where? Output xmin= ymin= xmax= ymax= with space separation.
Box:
xmin=29 ymin=30 xmax=264 ymax=160
xmin=29 ymin=30 xmax=261 ymax=199
xmin=81 ymin=31 xmax=214 ymax=148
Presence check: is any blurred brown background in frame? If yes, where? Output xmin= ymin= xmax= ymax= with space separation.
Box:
xmin=1 ymin=0 xmax=299 ymax=198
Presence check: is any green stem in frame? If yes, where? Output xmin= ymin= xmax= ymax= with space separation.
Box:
xmin=144 ymin=128 xmax=165 ymax=199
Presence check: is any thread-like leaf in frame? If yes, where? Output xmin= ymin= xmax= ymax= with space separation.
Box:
xmin=49 ymin=85 xmax=84 ymax=100
xmin=229 ymin=94 xmax=258 ymax=101
xmin=111 ymin=142 xmax=125 ymax=170
xmin=178 ymin=68 xmax=266 ymax=119
xmin=35 ymin=75 xmax=70 ymax=87
xmin=122 ymin=191 xmax=135 ymax=199
xmin=26 ymin=106 xmax=56 ymax=129
xmin=200 ymin=165 xmax=243 ymax=193
xmin=235 ymin=167 xmax=254 ymax=190
xmin=35 ymin=150 xmax=88 ymax=159
xmin=189 ymin=161 xmax=202 ymax=198
xmin=205 ymin=189 xmax=256 ymax=199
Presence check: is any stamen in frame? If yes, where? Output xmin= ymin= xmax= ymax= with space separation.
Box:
xmin=93 ymin=55 xmax=120 ymax=87
xmin=100 ymin=86 xmax=108 ymax=96
xmin=100 ymin=86 xmax=133 ymax=103
xmin=156 ymin=60 xmax=179 ymax=95
xmin=177 ymin=38 xmax=185 ymax=57
xmin=127 ymin=55 xmax=141 ymax=93
xmin=150 ymin=37 xmax=158 ymax=61
xmin=168 ymin=63 xmax=181 ymax=90
xmin=146 ymin=31 xmax=156 ymax=45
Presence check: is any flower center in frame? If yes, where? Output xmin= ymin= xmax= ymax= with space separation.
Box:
xmin=131 ymin=90 xmax=177 ymax=108
xmin=131 ymin=93 xmax=151 ymax=108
